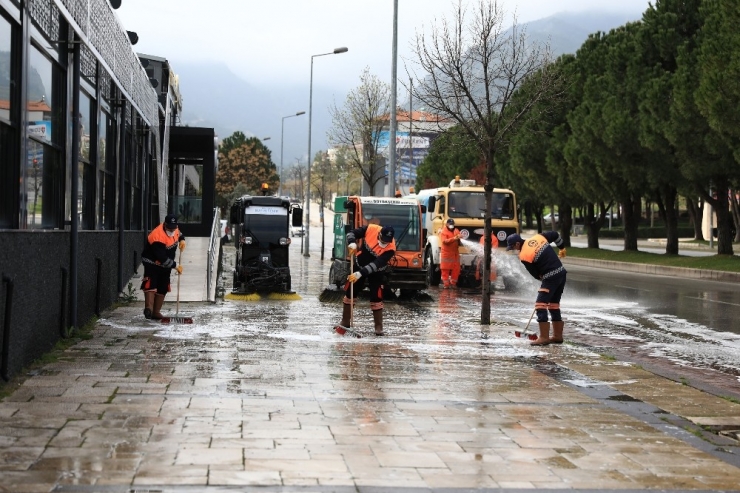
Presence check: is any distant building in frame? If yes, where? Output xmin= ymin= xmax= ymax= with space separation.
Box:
xmin=378 ymin=109 xmax=453 ymax=195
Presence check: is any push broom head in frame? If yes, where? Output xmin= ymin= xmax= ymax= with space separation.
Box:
xmin=265 ymin=292 xmax=302 ymax=301
xmin=225 ymin=292 xmax=302 ymax=301
xmin=225 ymin=292 xmax=262 ymax=301
xmin=514 ymin=330 xmax=538 ymax=341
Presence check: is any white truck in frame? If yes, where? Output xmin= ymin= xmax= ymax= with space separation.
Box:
xmin=416 ymin=177 xmax=519 ymax=288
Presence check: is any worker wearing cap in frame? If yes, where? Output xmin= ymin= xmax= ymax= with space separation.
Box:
xmin=141 ymin=214 xmax=186 ymax=319
xmin=506 ymin=232 xmax=567 ymax=345
xmin=439 ymin=218 xmax=462 ymax=288
xmin=339 ymin=224 xmax=396 ymax=335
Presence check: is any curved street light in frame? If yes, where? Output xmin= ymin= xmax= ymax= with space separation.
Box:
xmin=304 ymin=46 xmax=348 ymax=258
xmin=280 ymin=111 xmax=305 ymax=196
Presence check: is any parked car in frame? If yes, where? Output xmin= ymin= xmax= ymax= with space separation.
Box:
xmin=543 ymin=213 xmax=559 ymax=225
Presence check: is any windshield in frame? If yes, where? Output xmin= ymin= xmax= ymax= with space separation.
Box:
xmin=448 ymin=191 xmax=515 ymax=219
xmin=361 ymin=204 xmax=421 ymax=251
xmin=244 ymin=207 xmax=287 ymax=245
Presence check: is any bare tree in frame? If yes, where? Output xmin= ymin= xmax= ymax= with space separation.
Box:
xmin=327 ymin=67 xmax=391 ymax=195
xmin=408 ymin=0 xmax=562 ymax=324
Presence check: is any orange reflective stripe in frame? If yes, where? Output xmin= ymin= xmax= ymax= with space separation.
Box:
xmin=535 ymin=302 xmax=549 ymax=309
xmin=538 ymin=288 xmax=550 ymax=293
xmin=548 ymin=303 xmax=560 ymax=310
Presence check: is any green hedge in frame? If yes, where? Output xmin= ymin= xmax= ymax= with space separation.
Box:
xmin=597 ymin=226 xmax=696 ymax=239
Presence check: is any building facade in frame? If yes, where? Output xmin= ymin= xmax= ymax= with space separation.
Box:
xmin=0 ymin=0 xmax=176 ymax=381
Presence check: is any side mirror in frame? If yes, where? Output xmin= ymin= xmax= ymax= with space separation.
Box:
xmin=291 ymin=207 xmax=303 ymax=227
xmin=420 ymin=205 xmax=427 ymax=214
xmin=230 ymin=204 xmax=239 ymax=225
xmin=428 ymin=197 xmax=437 ymax=212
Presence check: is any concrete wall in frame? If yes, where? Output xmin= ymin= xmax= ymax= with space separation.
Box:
xmin=0 ymin=230 xmax=145 ymax=380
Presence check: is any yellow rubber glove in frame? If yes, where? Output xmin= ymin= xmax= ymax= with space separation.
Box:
xmin=347 ymin=242 xmax=357 ymax=256
xmin=558 ymin=247 xmax=567 ymax=259
xmin=179 ymin=240 xmax=186 ymax=251
xmin=175 ymin=265 xmax=183 ymax=275
xmin=347 ymin=271 xmax=362 ymax=283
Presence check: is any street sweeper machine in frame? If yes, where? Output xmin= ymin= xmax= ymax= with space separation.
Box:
xmin=227 ymin=195 xmax=303 ymax=299
xmin=327 ymin=195 xmax=428 ymax=296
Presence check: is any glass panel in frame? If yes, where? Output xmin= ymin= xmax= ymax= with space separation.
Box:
xmin=79 ymin=91 xmax=91 ymax=160
xmin=0 ymin=15 xmax=12 ymax=122
xmin=448 ymin=191 xmax=515 ymax=219
xmin=98 ymin=110 xmax=107 ymax=170
xmin=23 ymin=139 xmax=59 ymax=229
xmin=0 ymin=122 xmax=15 ymax=228
xmin=358 ymin=203 xmax=421 ymax=252
xmin=171 ymin=163 xmax=203 ymax=224
xmin=27 ymin=45 xmax=53 ymax=143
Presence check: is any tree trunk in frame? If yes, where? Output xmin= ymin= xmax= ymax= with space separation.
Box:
xmin=622 ymin=194 xmax=639 ymax=251
xmin=584 ymin=203 xmax=600 ymax=249
xmin=660 ymin=185 xmax=679 ymax=255
xmin=559 ymin=203 xmax=572 ymax=247
xmin=731 ymin=190 xmax=740 ymax=243
xmin=686 ymin=196 xmax=703 ymax=241
xmin=709 ymin=177 xmax=734 ymax=255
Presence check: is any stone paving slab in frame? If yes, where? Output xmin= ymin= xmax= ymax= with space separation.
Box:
xmin=1 ymin=302 xmax=740 ymax=492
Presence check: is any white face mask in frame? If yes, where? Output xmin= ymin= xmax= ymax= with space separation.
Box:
xmin=378 ymin=240 xmax=389 ymax=248
xmin=166 ymin=229 xmax=176 ymax=237
xmin=447 ymin=225 xmax=454 ymax=230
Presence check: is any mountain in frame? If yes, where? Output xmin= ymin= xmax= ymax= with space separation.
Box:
xmin=523 ymin=10 xmax=645 ymax=57
xmin=169 ymin=10 xmax=644 ymax=166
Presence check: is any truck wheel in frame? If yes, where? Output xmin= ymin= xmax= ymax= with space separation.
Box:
xmin=425 ymin=249 xmax=441 ymax=286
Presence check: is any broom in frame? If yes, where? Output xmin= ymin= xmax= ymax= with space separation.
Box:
xmin=514 ymin=307 xmax=538 ymax=341
xmin=161 ymin=247 xmax=193 ymax=324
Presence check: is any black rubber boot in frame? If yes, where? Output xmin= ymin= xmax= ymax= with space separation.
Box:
xmin=373 ymin=309 xmax=384 ymax=336
xmin=339 ymin=303 xmax=352 ymax=328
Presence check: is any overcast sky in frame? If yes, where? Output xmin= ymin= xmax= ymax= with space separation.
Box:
xmin=117 ymin=0 xmax=651 ymax=89
xmin=115 ymin=0 xmax=651 ymax=160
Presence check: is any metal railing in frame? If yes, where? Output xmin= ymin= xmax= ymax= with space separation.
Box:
xmin=206 ymin=208 xmax=221 ymax=302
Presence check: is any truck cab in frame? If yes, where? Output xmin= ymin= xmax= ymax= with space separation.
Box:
xmin=329 ymin=196 xmax=428 ymax=294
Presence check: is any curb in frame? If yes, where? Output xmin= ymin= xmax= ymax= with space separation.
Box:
xmin=562 ymin=257 xmax=740 ymax=283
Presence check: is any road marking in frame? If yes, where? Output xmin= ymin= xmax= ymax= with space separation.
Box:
xmin=613 ymin=285 xmax=652 ymax=292
xmin=685 ymin=296 xmax=740 ymax=307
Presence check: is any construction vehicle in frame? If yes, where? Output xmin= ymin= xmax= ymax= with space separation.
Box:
xmin=328 ymin=196 xmax=428 ymax=295
xmin=416 ymin=176 xmax=519 ymax=288
xmin=227 ymin=195 xmax=303 ymax=298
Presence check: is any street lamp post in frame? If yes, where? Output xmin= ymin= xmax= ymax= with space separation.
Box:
xmin=304 ymin=46 xmax=348 ymax=258
xmin=279 ymin=111 xmax=305 ymax=197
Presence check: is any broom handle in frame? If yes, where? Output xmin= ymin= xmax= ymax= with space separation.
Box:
xmin=524 ymin=307 xmax=536 ymax=332
xmin=350 ymin=253 xmax=354 ymax=328
xmin=176 ymin=248 xmax=182 ymax=315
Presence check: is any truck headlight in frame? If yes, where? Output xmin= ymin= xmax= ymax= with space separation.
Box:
xmin=279 ymin=237 xmax=291 ymax=246
xmin=244 ymin=236 xmax=253 ymax=245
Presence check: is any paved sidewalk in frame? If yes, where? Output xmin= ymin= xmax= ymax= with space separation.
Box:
xmin=1 ymin=226 xmax=740 ymax=491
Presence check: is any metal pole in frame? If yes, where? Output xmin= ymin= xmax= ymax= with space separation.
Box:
xmin=388 ymin=0 xmax=398 ymax=197
xmin=304 ymin=55 xmax=315 ymax=257
xmin=280 ymin=111 xmax=305 ymax=197
xmin=305 ymin=48 xmax=348 ymax=257
xmin=70 ymin=38 xmax=81 ymax=331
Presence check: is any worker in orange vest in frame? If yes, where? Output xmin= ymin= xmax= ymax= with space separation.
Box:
xmin=439 ymin=218 xmax=461 ymax=289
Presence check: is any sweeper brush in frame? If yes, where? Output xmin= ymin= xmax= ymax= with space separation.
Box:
xmin=225 ymin=292 xmax=301 ymax=301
